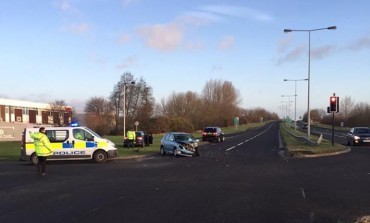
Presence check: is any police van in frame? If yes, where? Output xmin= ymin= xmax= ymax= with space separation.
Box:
xmin=21 ymin=125 xmax=118 ymax=164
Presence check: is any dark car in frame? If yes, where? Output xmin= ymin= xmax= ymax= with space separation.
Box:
xmin=160 ymin=132 xmax=199 ymax=157
xmin=346 ymin=127 xmax=370 ymax=146
xmin=301 ymin=123 xmax=308 ymax=130
xmin=123 ymin=131 xmax=151 ymax=148
xmin=202 ymin=127 xmax=225 ymax=142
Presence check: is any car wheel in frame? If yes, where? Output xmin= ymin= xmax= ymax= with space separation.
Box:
xmin=173 ymin=148 xmax=177 ymax=157
xmin=160 ymin=146 xmax=166 ymax=155
xmin=221 ymin=136 xmax=225 ymax=142
xmin=93 ymin=150 xmax=107 ymax=163
xmin=31 ymin=153 xmax=38 ymax=165
xmin=216 ymin=137 xmax=220 ymax=143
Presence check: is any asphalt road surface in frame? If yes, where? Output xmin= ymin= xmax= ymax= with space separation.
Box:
xmin=1 ymin=121 xmax=369 ymax=223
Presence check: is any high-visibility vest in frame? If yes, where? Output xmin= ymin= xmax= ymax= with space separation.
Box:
xmin=127 ymin=131 xmax=136 ymax=140
xmin=30 ymin=132 xmax=54 ymax=156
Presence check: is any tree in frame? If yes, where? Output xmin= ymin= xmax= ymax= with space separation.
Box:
xmin=201 ymin=79 xmax=240 ymax=127
xmin=161 ymin=91 xmax=203 ymax=130
xmin=340 ymin=96 xmax=355 ymax=126
xmin=302 ymin=109 xmax=326 ymax=123
xmin=84 ymin=97 xmax=114 ymax=135
xmin=110 ymin=73 xmax=155 ymax=134
xmin=49 ymin=100 xmax=70 ymax=126
xmin=347 ymin=102 xmax=370 ymax=127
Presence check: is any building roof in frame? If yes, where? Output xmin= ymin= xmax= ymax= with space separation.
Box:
xmin=0 ymin=98 xmax=51 ymax=109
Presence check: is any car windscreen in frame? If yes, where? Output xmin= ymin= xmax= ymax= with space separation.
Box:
xmin=355 ymin=128 xmax=370 ymax=134
xmin=174 ymin=134 xmax=193 ymax=142
xmin=204 ymin=128 xmax=216 ymax=132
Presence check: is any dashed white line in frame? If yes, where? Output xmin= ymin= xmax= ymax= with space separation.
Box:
xmin=237 ymin=142 xmax=244 ymax=146
xmin=301 ymin=187 xmax=306 ymax=199
xmin=226 ymin=146 xmax=236 ymax=151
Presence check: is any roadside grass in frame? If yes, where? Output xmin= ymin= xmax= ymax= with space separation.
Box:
xmin=280 ymin=123 xmax=347 ymax=155
xmin=0 ymin=121 xmax=269 ymax=161
xmin=0 ymin=141 xmax=21 ymax=161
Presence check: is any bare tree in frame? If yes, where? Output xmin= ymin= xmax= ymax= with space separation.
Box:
xmin=201 ymin=79 xmax=241 ymax=127
xmin=49 ymin=100 xmax=68 ymax=126
xmin=347 ymin=102 xmax=370 ymax=127
xmin=340 ymin=96 xmax=355 ymax=126
xmin=110 ymin=73 xmax=155 ymax=134
xmin=161 ymin=91 xmax=203 ymax=129
xmin=84 ymin=97 xmax=114 ymax=135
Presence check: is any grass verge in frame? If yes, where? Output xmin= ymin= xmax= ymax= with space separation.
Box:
xmin=280 ymin=123 xmax=347 ymax=156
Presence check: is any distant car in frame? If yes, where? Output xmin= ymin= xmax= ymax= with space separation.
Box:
xmin=160 ymin=132 xmax=199 ymax=157
xmin=346 ymin=127 xmax=370 ymax=146
xmin=123 ymin=131 xmax=149 ymax=148
xmin=301 ymin=124 xmax=308 ymax=130
xmin=202 ymin=127 xmax=225 ymax=142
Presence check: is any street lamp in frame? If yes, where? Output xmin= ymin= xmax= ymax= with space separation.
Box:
xmin=283 ymin=26 xmax=336 ymax=139
xmin=283 ymin=78 xmax=308 ymax=130
xmin=123 ymin=80 xmax=135 ymax=139
xmin=281 ymin=95 xmax=295 ymax=119
xmin=280 ymin=100 xmax=293 ymax=119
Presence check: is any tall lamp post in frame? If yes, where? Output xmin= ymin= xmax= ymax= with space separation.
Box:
xmin=281 ymin=95 xmax=295 ymax=120
xmin=123 ymin=80 xmax=135 ymax=138
xmin=283 ymin=26 xmax=336 ymax=139
xmin=283 ymin=78 xmax=308 ymax=130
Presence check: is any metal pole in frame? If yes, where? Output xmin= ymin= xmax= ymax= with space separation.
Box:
xmin=332 ymin=112 xmax=335 ymax=146
xmin=307 ymin=31 xmax=311 ymax=140
xmin=123 ymin=83 xmax=126 ymax=138
xmin=294 ymin=80 xmax=297 ymax=130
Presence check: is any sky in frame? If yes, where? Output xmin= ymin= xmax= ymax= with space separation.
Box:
xmin=1 ymin=0 xmax=370 ymax=118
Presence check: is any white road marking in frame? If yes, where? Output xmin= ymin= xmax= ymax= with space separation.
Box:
xmin=226 ymin=146 xmax=236 ymax=151
xmin=225 ymin=124 xmax=273 ymax=152
xmin=301 ymin=187 xmax=306 ymax=199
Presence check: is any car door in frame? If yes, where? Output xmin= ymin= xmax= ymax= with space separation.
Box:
xmin=45 ymin=129 xmax=70 ymax=159
xmin=70 ymin=128 xmax=96 ymax=158
xmin=164 ymin=134 xmax=175 ymax=153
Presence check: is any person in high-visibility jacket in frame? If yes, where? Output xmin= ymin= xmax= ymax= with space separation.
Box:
xmin=127 ymin=131 xmax=136 ymax=148
xmin=30 ymin=127 xmax=54 ymax=176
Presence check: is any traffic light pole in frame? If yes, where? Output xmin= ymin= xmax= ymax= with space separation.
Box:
xmin=332 ymin=112 xmax=335 ymax=146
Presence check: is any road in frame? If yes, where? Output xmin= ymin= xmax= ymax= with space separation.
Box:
xmin=0 ymin=121 xmax=369 ymax=223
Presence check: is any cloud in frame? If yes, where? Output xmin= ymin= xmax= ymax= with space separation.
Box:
xmin=116 ymin=56 xmax=137 ymax=69
xmin=276 ymin=45 xmax=306 ymax=65
xmin=346 ymin=36 xmax=370 ymax=51
xmin=196 ymin=5 xmax=273 ymax=22
xmin=277 ymin=35 xmax=293 ymax=53
xmin=55 ymin=0 xmax=79 ymax=14
xmin=116 ymin=34 xmax=131 ymax=45
xmin=218 ymin=36 xmax=235 ymax=49
xmin=62 ymin=23 xmax=91 ymax=34
xmin=137 ymin=23 xmax=184 ymax=51
xmin=311 ymin=45 xmax=336 ymax=59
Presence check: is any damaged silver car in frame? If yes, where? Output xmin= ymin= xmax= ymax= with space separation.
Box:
xmin=160 ymin=132 xmax=199 ymax=157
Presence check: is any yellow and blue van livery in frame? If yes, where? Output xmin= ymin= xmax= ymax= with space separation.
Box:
xmin=21 ymin=126 xmax=118 ymax=164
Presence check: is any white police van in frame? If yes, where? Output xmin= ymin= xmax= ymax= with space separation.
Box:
xmin=21 ymin=124 xmax=118 ymax=165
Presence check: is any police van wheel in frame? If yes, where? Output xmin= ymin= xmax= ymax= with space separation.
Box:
xmin=93 ymin=151 xmax=107 ymax=163
xmin=31 ymin=153 xmax=38 ymax=165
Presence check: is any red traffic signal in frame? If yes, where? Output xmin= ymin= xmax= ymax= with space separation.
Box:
xmin=330 ymin=96 xmax=339 ymax=112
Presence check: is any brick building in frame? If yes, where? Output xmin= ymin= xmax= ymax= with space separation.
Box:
xmin=0 ymin=98 xmax=72 ymax=126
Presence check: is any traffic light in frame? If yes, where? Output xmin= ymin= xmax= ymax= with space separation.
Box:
xmin=330 ymin=96 xmax=339 ymax=112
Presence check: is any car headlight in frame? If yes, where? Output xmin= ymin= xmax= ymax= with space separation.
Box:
xmin=354 ymin=136 xmax=360 ymax=140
